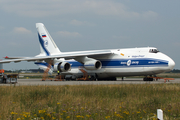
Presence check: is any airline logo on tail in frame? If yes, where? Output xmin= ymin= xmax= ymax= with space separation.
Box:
xmin=44 ymin=40 xmax=48 ymax=47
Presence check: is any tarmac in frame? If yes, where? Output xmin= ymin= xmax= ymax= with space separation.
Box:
xmin=0 ymin=78 xmax=180 ymax=86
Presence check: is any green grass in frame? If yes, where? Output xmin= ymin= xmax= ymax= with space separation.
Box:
xmin=1 ymin=84 xmax=180 ymax=119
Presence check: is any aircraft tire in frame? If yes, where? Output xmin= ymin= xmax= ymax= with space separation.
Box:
xmin=143 ymin=77 xmax=153 ymax=81
xmin=143 ymin=77 xmax=147 ymax=81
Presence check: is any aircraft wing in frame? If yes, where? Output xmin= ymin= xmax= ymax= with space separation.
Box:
xmin=0 ymin=50 xmax=112 ymax=63
xmin=4 ymin=56 xmax=26 ymax=59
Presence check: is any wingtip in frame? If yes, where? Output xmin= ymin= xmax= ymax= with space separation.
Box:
xmin=4 ymin=56 xmax=9 ymax=59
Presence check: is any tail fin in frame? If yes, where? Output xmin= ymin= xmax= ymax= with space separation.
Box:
xmin=36 ymin=23 xmax=61 ymax=56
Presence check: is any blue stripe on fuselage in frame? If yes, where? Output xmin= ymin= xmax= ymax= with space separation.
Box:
xmin=35 ymin=58 xmax=168 ymax=69
xmin=67 ymin=58 xmax=168 ymax=68
xmin=101 ymin=59 xmax=167 ymax=67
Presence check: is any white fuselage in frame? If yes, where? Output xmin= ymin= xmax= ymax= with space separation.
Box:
xmin=47 ymin=47 xmax=175 ymax=78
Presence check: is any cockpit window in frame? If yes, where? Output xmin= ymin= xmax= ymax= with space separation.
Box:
xmin=149 ymin=49 xmax=159 ymax=53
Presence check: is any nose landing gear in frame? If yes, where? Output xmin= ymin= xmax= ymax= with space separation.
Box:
xmin=143 ymin=76 xmax=175 ymax=83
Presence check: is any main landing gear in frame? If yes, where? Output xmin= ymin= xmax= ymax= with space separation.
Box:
xmin=143 ymin=76 xmax=154 ymax=81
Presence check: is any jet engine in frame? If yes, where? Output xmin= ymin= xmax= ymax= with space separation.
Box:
xmin=54 ymin=62 xmax=71 ymax=72
xmin=84 ymin=60 xmax=102 ymax=70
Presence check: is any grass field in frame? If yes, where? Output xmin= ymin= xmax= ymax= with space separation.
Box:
xmin=1 ymin=84 xmax=180 ymax=120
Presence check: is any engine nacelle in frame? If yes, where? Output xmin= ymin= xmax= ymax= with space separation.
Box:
xmin=54 ymin=62 xmax=71 ymax=72
xmin=84 ymin=60 xmax=102 ymax=70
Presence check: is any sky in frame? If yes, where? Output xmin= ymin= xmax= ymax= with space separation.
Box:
xmin=0 ymin=0 xmax=179 ymax=70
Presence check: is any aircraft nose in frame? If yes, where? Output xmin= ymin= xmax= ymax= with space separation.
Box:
xmin=168 ymin=58 xmax=175 ymax=70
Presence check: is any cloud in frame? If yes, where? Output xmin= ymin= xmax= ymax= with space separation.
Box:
xmin=56 ymin=31 xmax=82 ymax=38
xmin=70 ymin=20 xmax=85 ymax=26
xmin=13 ymin=27 xmax=32 ymax=34
xmin=83 ymin=1 xmax=135 ymax=17
xmin=0 ymin=0 xmax=158 ymax=20
xmin=70 ymin=19 xmax=95 ymax=26
xmin=142 ymin=11 xmax=158 ymax=20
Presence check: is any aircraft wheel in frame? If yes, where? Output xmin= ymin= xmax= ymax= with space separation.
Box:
xmin=143 ymin=77 xmax=147 ymax=81
xmin=143 ymin=77 xmax=153 ymax=81
xmin=149 ymin=78 xmax=153 ymax=81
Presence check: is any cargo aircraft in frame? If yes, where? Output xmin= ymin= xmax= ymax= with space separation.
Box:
xmin=1 ymin=23 xmax=175 ymax=81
